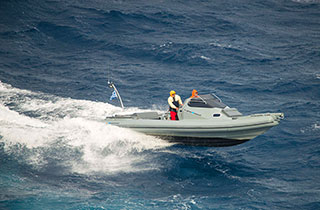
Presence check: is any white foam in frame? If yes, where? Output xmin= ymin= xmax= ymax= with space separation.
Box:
xmin=292 ymin=0 xmax=320 ymax=3
xmin=209 ymin=41 xmax=234 ymax=49
xmin=55 ymin=117 xmax=170 ymax=174
xmin=200 ymin=55 xmax=211 ymax=61
xmin=0 ymin=81 xmax=172 ymax=174
xmin=0 ymin=104 xmax=50 ymax=148
xmin=300 ymin=122 xmax=320 ymax=134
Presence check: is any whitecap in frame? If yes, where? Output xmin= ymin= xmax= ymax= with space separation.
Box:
xmin=313 ymin=124 xmax=320 ymax=130
xmin=0 ymin=81 xmax=172 ymax=175
xmin=200 ymin=55 xmax=210 ymax=61
xmin=292 ymin=0 xmax=320 ymax=3
xmin=209 ymin=41 xmax=234 ymax=49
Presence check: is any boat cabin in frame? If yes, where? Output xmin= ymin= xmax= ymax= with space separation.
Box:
xmin=177 ymin=94 xmax=242 ymax=120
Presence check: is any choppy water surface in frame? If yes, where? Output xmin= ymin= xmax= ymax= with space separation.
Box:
xmin=0 ymin=0 xmax=320 ymax=209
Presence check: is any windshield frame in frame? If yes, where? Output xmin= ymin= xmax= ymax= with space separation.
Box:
xmin=187 ymin=94 xmax=227 ymax=108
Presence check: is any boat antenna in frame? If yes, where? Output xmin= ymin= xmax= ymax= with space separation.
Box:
xmin=107 ymin=69 xmax=124 ymax=110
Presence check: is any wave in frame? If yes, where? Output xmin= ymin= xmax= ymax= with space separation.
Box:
xmin=0 ymin=81 xmax=171 ymax=175
xmin=292 ymin=0 xmax=320 ymax=3
xmin=36 ymin=21 xmax=102 ymax=48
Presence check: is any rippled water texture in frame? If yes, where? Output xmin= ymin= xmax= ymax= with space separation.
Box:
xmin=0 ymin=0 xmax=320 ymax=209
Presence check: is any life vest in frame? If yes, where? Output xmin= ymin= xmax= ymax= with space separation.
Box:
xmin=169 ymin=96 xmax=180 ymax=112
xmin=191 ymin=89 xmax=199 ymax=98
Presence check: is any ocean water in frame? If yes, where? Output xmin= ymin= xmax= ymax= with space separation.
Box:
xmin=1 ymin=0 xmax=320 ymax=209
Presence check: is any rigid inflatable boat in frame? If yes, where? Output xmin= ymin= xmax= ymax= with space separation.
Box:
xmin=106 ymin=93 xmax=284 ymax=147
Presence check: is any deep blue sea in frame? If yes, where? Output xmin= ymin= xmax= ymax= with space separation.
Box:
xmin=1 ymin=0 xmax=320 ymax=209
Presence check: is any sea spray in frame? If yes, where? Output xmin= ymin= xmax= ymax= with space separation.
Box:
xmin=0 ymin=81 xmax=171 ymax=175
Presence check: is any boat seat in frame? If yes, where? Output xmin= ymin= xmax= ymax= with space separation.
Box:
xmin=222 ymin=108 xmax=242 ymax=117
xmin=133 ymin=112 xmax=160 ymax=119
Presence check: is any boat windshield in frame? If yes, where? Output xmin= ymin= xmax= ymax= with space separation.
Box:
xmin=187 ymin=94 xmax=226 ymax=108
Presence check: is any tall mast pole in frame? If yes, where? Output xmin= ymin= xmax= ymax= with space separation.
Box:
xmin=108 ymin=81 xmax=124 ymax=110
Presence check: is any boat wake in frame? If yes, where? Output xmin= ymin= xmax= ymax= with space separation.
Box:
xmin=0 ymin=81 xmax=171 ymax=175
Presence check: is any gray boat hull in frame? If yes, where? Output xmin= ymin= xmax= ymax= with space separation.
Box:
xmin=107 ymin=113 xmax=282 ymax=147
xmin=106 ymin=94 xmax=284 ymax=147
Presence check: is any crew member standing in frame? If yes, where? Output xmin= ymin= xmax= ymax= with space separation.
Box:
xmin=168 ymin=90 xmax=183 ymax=120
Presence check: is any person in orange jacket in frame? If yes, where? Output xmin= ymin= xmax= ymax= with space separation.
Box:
xmin=190 ymin=89 xmax=199 ymax=98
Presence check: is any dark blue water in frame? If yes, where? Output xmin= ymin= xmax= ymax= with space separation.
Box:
xmin=1 ymin=0 xmax=320 ymax=209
